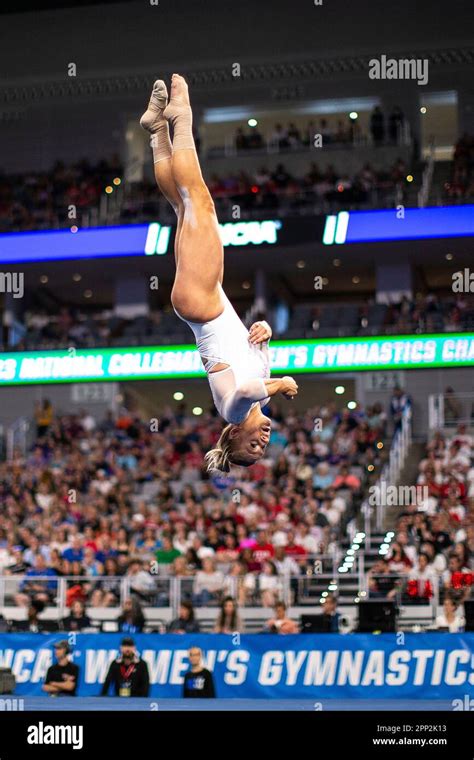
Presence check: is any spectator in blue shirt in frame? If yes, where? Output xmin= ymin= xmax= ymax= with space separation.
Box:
xmin=390 ymin=386 xmax=411 ymax=431
xmin=19 ymin=554 xmax=58 ymax=604
xmin=62 ymin=537 xmax=84 ymax=565
xmin=23 ymin=537 xmax=50 ymax=567
xmin=95 ymin=535 xmax=119 ymax=565
xmin=313 ymin=462 xmax=333 ymax=490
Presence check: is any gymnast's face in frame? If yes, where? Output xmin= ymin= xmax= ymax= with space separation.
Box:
xmin=229 ymin=412 xmax=271 ymax=465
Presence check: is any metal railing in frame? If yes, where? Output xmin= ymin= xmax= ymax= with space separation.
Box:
xmin=0 ymin=561 xmax=360 ymax=615
xmin=428 ymin=392 xmax=474 ymax=430
xmin=418 ymin=139 xmax=435 ymax=208
xmin=361 ymin=405 xmax=413 ymax=535
xmin=1 ymin=567 xmax=457 ymax=626
xmin=6 ymin=417 xmax=32 ymax=460
xmin=212 ymin=132 xmax=412 ymax=160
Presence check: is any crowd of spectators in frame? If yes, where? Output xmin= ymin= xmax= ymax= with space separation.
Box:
xmin=121 ymin=157 xmax=413 ymax=223
xmin=368 ymin=422 xmax=474 ymax=629
xmin=0 ymin=154 xmax=414 ymax=235
xmin=0 ymin=399 xmax=389 ymax=624
xmin=9 ymin=291 xmax=474 ymax=354
xmin=363 ymin=293 xmax=474 ymax=336
xmin=230 ymin=107 xmax=407 ymax=153
xmin=0 ymin=156 xmax=123 ymax=233
xmin=444 ymin=133 xmax=474 ymax=201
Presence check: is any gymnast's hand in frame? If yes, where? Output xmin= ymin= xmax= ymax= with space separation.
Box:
xmin=280 ymin=376 xmax=298 ymax=399
xmin=248 ymin=320 xmax=272 ymax=345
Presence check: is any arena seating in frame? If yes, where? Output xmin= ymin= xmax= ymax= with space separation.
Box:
xmin=1 ymin=402 xmax=471 ymax=633
xmin=6 ymin=293 xmax=474 ymax=353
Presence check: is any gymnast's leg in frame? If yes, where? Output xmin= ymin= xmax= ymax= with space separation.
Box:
xmin=164 ymin=74 xmax=224 ymax=323
xmin=140 ymin=80 xmax=184 ymax=264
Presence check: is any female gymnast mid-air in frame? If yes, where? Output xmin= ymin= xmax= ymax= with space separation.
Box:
xmin=140 ymin=74 xmax=298 ymax=472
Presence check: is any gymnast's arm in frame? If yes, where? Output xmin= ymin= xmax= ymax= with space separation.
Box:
xmin=247 ymin=323 xmax=298 ymax=401
xmin=217 ymin=375 xmax=299 ymax=423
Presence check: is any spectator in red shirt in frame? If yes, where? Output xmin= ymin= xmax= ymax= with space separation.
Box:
xmin=284 ymin=530 xmax=307 ymax=565
xmin=251 ymin=530 xmax=275 ymax=569
xmin=440 ymin=478 xmax=467 ymax=502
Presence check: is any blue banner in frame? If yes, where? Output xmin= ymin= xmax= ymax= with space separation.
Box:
xmin=0 ymin=633 xmax=473 ymax=699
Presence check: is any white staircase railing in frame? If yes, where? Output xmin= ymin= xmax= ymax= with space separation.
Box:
xmin=6 ymin=417 xmax=31 ymax=460
xmin=418 ymin=139 xmax=435 ymax=208
xmin=362 ymin=406 xmax=412 ymax=535
xmin=428 ymin=392 xmax=474 ymax=430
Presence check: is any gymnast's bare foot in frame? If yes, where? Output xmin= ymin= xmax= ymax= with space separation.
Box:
xmin=140 ymin=79 xmax=168 ymax=133
xmin=165 ymin=73 xmax=190 ymax=112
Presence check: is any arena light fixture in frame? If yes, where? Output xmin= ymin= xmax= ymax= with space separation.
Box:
xmin=349 ymin=111 xmax=358 ymax=120
xmin=113 ymin=177 xmax=121 ymax=185
xmin=335 ymin=385 xmax=345 ymax=395
xmin=347 ymin=401 xmax=357 ymax=410
xmin=420 ymin=107 xmax=427 ymax=114
xmin=73 ymin=273 xmax=81 ymax=281
xmin=40 ymin=275 xmax=48 ymax=284
xmin=192 ymin=406 xmax=203 ymax=415
xmin=105 ymin=186 xmax=113 ymax=194
xmin=173 ymin=392 xmax=184 ymax=401
xmin=406 ymin=175 xmax=414 ymax=183
xmin=248 ymin=118 xmax=258 ymax=127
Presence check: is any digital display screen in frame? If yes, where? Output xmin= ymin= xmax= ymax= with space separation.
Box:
xmin=0 ymin=333 xmax=472 ymax=385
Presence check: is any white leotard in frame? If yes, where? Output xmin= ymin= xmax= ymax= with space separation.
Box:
xmin=175 ymin=286 xmax=271 ymax=424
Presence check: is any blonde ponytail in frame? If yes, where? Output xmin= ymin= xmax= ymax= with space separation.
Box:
xmin=204 ymin=423 xmax=234 ymax=473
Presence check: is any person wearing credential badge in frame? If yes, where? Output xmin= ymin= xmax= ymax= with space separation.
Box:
xmin=100 ymin=637 xmax=150 ymax=697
